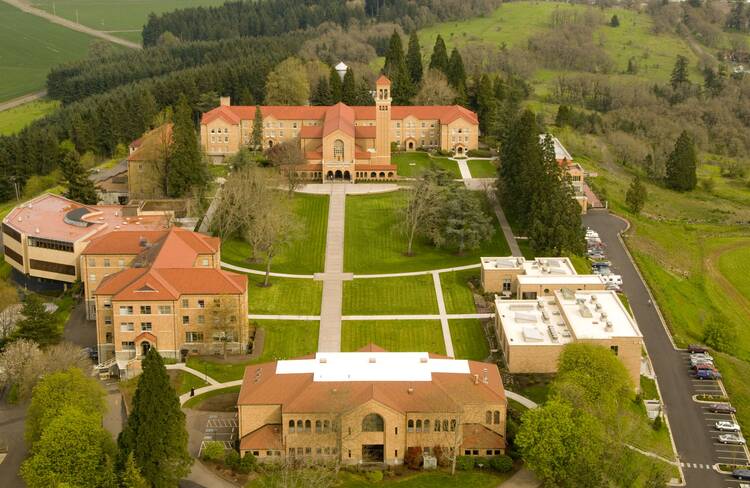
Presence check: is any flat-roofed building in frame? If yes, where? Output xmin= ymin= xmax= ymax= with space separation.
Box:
xmin=237 ymin=345 xmax=507 ymax=465
xmin=1 ymin=193 xmax=170 ymax=292
xmin=495 ymin=290 xmax=643 ymax=389
xmin=480 ymin=256 xmax=606 ymax=298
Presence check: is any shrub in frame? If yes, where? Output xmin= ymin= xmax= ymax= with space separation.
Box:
xmin=652 ymin=415 xmax=663 ymax=431
xmin=201 ymin=441 xmax=225 ymax=462
xmin=467 ymin=149 xmax=492 ymax=157
xmin=366 ymin=470 xmax=384 ymax=482
xmin=225 ymin=450 xmax=240 ymax=470
xmin=455 ymin=455 xmax=475 ymax=471
xmin=432 ymin=445 xmax=451 ymax=467
xmin=236 ymin=452 xmax=257 ymax=474
xmin=404 ymin=446 xmax=423 ymax=470
xmin=435 ymin=149 xmax=452 ymax=157
xmin=489 ymin=455 xmax=513 ymax=473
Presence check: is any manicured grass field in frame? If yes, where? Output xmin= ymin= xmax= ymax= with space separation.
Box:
xmin=247 ymin=275 xmax=322 ymax=315
xmin=449 ymin=319 xmax=489 ymax=361
xmin=0 ymin=100 xmax=59 ymax=135
xmin=392 ymin=152 xmax=460 ymax=178
xmin=221 ymin=193 xmax=328 ymax=274
xmin=344 ymin=190 xmax=510 ymax=273
xmin=335 ymin=470 xmax=511 ymax=488
xmin=343 ymin=275 xmax=438 ymax=315
xmin=440 ymin=269 xmax=479 ymax=314
xmin=31 ymin=0 xmax=228 ymax=43
xmin=0 ymin=2 xmax=99 ymax=102
xmin=187 ymin=320 xmax=319 ymax=382
xmin=466 ymin=159 xmax=497 ymax=178
xmin=341 ymin=320 xmax=446 ymax=355
xmin=183 ymin=385 xmax=241 ymax=409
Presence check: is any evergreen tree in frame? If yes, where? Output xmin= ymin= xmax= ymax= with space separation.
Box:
xmin=13 ymin=294 xmax=60 ymax=346
xmin=341 ymin=68 xmax=357 ymax=105
xmin=384 ymin=30 xmax=406 ymax=77
xmin=703 ymin=66 xmax=725 ymax=97
xmin=355 ymin=77 xmax=375 ymax=105
xmin=665 ymin=131 xmax=697 ymax=191
xmin=670 ymin=55 xmax=690 ymax=89
xmin=610 ymin=15 xmax=620 ymax=27
xmin=625 ymin=175 xmax=647 ymax=214
xmin=406 ymin=32 xmax=423 ymax=85
xmin=239 ymin=87 xmax=255 ymax=106
xmin=429 ymin=35 xmax=449 ymax=75
xmin=555 ymin=105 xmax=572 ymax=127
xmin=329 ymin=66 xmax=343 ymax=103
xmin=118 ymin=349 xmax=192 ymax=487
xmin=627 ymin=57 xmax=638 ymax=74
xmin=476 ymin=74 xmax=496 ymax=135
xmin=120 ymin=452 xmax=148 ymax=488
xmin=311 ymin=76 xmax=332 ymax=106
xmin=252 ymin=105 xmax=263 ymax=151
xmin=384 ymin=31 xmax=415 ymax=105
xmin=447 ymin=48 xmax=466 ymax=91
xmin=60 ymin=142 xmax=98 ymax=205
xmin=167 ymin=95 xmax=206 ymax=197
xmin=498 ymin=109 xmax=540 ymax=226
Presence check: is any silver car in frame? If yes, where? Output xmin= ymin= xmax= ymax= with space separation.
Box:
xmin=715 ymin=421 xmax=741 ymax=432
xmin=719 ymin=433 xmax=746 ymax=445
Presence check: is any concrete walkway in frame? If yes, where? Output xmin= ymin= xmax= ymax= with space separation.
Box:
xmin=222 ymin=261 xmax=481 ymax=280
xmin=296 ymin=182 xmax=400 ymax=195
xmin=506 ymin=391 xmax=539 ymax=409
xmin=455 ymin=158 xmax=473 ymax=180
xmin=317 ymin=184 xmax=348 ymax=352
xmin=353 ymin=263 xmax=480 ymax=279
xmin=502 ymin=468 xmax=541 ymax=488
xmin=432 ymin=272 xmax=455 ymax=357
xmin=221 ymin=262 xmax=314 ymax=279
xmin=247 ymin=313 xmax=494 ymax=321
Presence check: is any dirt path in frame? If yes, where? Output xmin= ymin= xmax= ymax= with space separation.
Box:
xmin=704 ymin=239 xmax=750 ymax=319
xmin=1 ymin=0 xmax=141 ymax=49
xmin=0 ymin=90 xmax=47 ymax=112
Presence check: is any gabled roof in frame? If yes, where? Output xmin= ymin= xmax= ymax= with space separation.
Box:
xmin=322 ymin=103 xmax=355 ymax=138
xmin=82 ymin=227 xmax=218 ymax=257
xmin=376 ymin=75 xmax=391 ymax=85
xmin=95 ymin=267 xmax=246 ymax=299
xmin=127 ymin=124 xmax=173 ymax=162
xmin=240 ymin=425 xmax=283 ymax=451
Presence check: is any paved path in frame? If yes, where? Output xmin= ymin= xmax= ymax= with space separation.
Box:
xmin=2 ymin=0 xmax=141 ymax=49
xmin=178 ymin=380 xmax=243 ymax=406
xmin=485 ymin=189 xmax=522 ymax=257
xmin=0 ymin=90 xmax=46 ymax=112
xmin=317 ymin=184 xmax=347 ymax=352
xmin=432 ymin=272 xmax=455 ymax=357
xmin=167 ymin=363 xmax=220 ymax=386
xmin=223 ymin=261 xmax=480 ymax=280
xmin=296 ymin=182 xmax=399 ymax=195
xmin=353 ymin=263 xmax=480 ymax=279
xmin=506 ymin=391 xmax=539 ymax=409
xmin=455 ymin=158 xmax=472 ymax=180
xmin=221 ymin=262 xmax=314 ymax=279
xmin=501 ymin=468 xmax=541 ymax=488
xmin=248 ymin=313 xmax=494 ymax=321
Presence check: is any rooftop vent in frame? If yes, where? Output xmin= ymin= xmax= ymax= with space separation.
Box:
xmin=419 ymin=357 xmax=428 ymax=363
xmin=482 ymin=368 xmax=489 ymax=384
xmin=319 ymin=357 xmax=327 ymax=364
xmin=35 ymin=227 xmax=40 ymax=234
xmin=368 ymin=357 xmax=376 ymax=364
xmin=473 ymin=374 xmax=479 ymax=385
xmin=605 ymin=320 xmax=614 ymax=331
xmin=407 ymin=387 xmax=414 ymax=394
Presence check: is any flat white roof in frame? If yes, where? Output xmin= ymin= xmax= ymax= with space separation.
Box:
xmin=516 ymin=274 xmax=606 ymax=286
xmin=496 ymin=290 xmax=641 ymax=346
xmin=275 ymin=352 xmax=470 ymax=382
xmin=481 ymin=256 xmax=524 ymax=271
xmin=540 ymin=134 xmax=573 ymax=161
xmin=481 ymin=256 xmax=576 ymax=276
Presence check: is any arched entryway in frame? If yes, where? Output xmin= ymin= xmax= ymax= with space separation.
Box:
xmin=268 ymin=140 xmax=274 ymax=148
xmin=407 ymin=140 xmax=415 ymax=150
xmin=334 ymin=170 xmax=343 ymax=180
xmin=455 ymin=145 xmax=464 ymax=155
xmin=141 ymin=341 xmax=151 ymax=357
xmin=326 ymin=171 xmax=334 ymax=180
xmin=343 ymin=171 xmax=351 ymax=181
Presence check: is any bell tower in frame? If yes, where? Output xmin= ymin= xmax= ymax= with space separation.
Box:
xmin=374 ymin=75 xmax=391 ymax=165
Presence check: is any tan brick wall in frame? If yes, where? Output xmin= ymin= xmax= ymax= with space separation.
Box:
xmin=239 ymin=404 xmax=282 ymax=437
xmin=128 ymin=160 xmax=164 ymax=200
xmin=481 ymin=267 xmax=523 ymax=294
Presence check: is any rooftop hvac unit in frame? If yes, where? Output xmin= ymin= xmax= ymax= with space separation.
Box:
xmin=591 ymin=295 xmax=598 ymax=302
xmin=595 ymin=303 xmax=603 ymax=311
xmin=601 ymin=311 xmax=608 ymax=319
xmin=605 ymin=320 xmax=614 ymax=331
xmin=578 ymin=304 xmax=593 ymax=318
xmin=542 ymin=310 xmax=550 ymax=321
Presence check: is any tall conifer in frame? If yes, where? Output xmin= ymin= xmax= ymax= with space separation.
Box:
xmin=167 ymin=95 xmax=206 ymax=197
xmin=665 ymin=131 xmax=697 ymax=191
xmin=329 ymin=66 xmax=343 ymax=103
xmin=406 ymin=32 xmax=423 ymax=85
xmin=342 ymin=68 xmax=357 ymax=105
xmin=429 ymin=35 xmax=449 ymax=75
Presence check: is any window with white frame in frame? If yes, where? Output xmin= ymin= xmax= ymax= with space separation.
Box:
xmin=119 ymin=306 xmax=133 ymax=315
xmin=120 ymin=322 xmax=134 ymax=332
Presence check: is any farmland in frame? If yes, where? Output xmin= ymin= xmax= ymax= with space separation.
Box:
xmin=0 ymin=100 xmax=59 ymax=135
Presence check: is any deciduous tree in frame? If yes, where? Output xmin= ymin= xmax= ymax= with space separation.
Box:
xmin=401 ymin=173 xmax=443 ymax=256
xmin=266 ymin=57 xmax=310 ymax=105
xmin=412 ymin=69 xmax=456 ymax=105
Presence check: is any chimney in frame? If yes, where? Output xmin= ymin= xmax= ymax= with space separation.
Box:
xmin=220 ymin=96 xmax=230 ymax=107
xmin=482 ymin=368 xmax=489 ymax=384
xmin=473 ymin=374 xmax=479 ymax=385
xmin=407 ymin=387 xmax=414 ymax=394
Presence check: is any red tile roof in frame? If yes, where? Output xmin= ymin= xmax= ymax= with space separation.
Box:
xmin=462 ymin=424 xmax=506 ymax=449
xmin=240 ymin=425 xmax=283 ymax=451
xmin=322 ymin=103 xmax=355 ymax=138
xmin=299 ymin=125 xmax=323 ymax=138
xmin=354 ymin=126 xmax=376 ymax=139
xmin=376 ymin=75 xmax=391 ymax=85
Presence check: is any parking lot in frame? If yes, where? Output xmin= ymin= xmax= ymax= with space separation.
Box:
xmin=199 ymin=414 xmax=238 ymax=455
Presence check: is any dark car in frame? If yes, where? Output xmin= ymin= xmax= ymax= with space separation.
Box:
xmin=688 ymin=344 xmax=708 ymax=354
xmin=692 ymin=363 xmax=717 ymax=372
xmin=733 ymin=469 xmax=750 ymax=480
xmin=696 ymin=369 xmax=722 ymax=380
xmin=710 ymin=403 xmax=737 ymax=414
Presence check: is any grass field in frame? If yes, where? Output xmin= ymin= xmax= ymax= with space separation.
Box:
xmin=344 ymin=190 xmax=510 ymax=273
xmin=343 ymin=275 xmax=438 ymax=315
xmin=466 ymin=159 xmax=497 ymax=178
xmin=187 ymin=320 xmax=319 ymax=382
xmin=392 ymin=152 xmax=460 ymax=178
xmin=247 ymin=275 xmax=322 ymax=315
xmin=221 ymin=193 xmax=328 ymax=274
xmin=31 ymin=0 xmax=228 ymax=43
xmin=183 ymin=385 xmax=241 ymax=409
xmin=335 ymin=470 xmax=511 ymax=488
xmin=440 ymin=269 xmax=479 ymax=314
xmin=449 ymin=319 xmax=490 ymax=361
xmin=0 ymin=99 xmax=59 ymax=135
xmin=0 ymin=2 xmax=99 ymax=102
xmin=341 ymin=320 xmax=445 ymax=355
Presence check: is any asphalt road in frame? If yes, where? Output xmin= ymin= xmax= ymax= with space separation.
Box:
xmin=584 ymin=210 xmax=745 ymax=488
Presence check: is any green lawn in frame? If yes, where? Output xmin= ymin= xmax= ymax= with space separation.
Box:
xmin=187 ymin=320 xmax=319 ymax=382
xmin=392 ymin=152 xmax=460 ymax=178
xmin=343 ymin=275 xmax=438 ymax=315
xmin=247 ymin=275 xmax=322 ymax=315
xmin=183 ymin=385 xmax=241 ymax=409
xmin=344 ymin=190 xmax=510 ymax=273
xmin=440 ymin=269 xmax=479 ymax=314
xmin=466 ymin=159 xmax=498 ymax=178
xmin=718 ymin=245 xmax=750 ymax=300
xmin=0 ymin=99 xmax=59 ymax=135
xmin=336 ymin=470 xmax=511 ymax=488
xmin=170 ymin=370 xmax=209 ymax=395
xmin=221 ymin=193 xmax=328 ymax=274
xmin=449 ymin=319 xmax=489 ymax=361
xmin=341 ymin=320 xmax=446 ymax=355
xmin=0 ymin=2 xmax=100 ymax=102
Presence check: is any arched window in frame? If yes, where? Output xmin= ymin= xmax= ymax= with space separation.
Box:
xmin=424 ymin=419 xmax=430 ymax=431
xmin=388 ymin=172 xmax=393 ymax=177
xmin=362 ymin=413 xmax=385 ymax=432
xmin=323 ymin=420 xmax=330 ymax=432
xmin=370 ymin=171 xmax=376 ymax=178
xmin=296 ymin=420 xmax=303 ymax=432
xmin=434 ymin=419 xmax=441 ymax=432
xmin=315 ymin=420 xmax=322 ymax=433
xmin=443 ymin=420 xmax=449 ymax=432
xmin=450 ymin=419 xmax=457 ymax=432
xmin=288 ymin=419 xmax=295 ymax=433
xmin=493 ymin=411 xmax=500 ymax=424
xmin=416 ymin=419 xmax=422 ymax=432
xmin=379 ymin=171 xmax=385 ymax=177
xmin=333 ymin=139 xmax=344 ymax=160
xmin=486 ymin=411 xmax=492 ymax=424
xmin=305 ymin=420 xmax=312 ymax=433
xmin=407 ymin=419 xmax=414 ymax=433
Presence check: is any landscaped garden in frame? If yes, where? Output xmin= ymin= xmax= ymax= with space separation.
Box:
xmin=247 ymin=275 xmax=322 ymax=315
xmin=341 ymin=320 xmax=446 ymax=355
xmin=221 ymin=193 xmax=328 ymax=274
xmin=449 ymin=319 xmax=490 ymax=361
xmin=344 ymin=190 xmax=510 ymax=274
xmin=343 ymin=275 xmax=438 ymax=315
xmin=392 ymin=152 xmax=460 ymax=178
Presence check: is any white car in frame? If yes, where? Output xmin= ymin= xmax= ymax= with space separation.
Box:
xmin=719 ymin=433 xmax=746 ymax=445
xmin=715 ymin=421 xmax=741 ymax=432
xmin=601 ymin=274 xmax=623 ymax=286
xmin=690 ymin=354 xmax=714 ymax=364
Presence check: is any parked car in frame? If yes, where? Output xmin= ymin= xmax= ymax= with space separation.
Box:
xmin=692 ymin=363 xmax=718 ymax=373
xmin=592 ymin=261 xmax=611 ymax=269
xmin=601 ymin=274 xmax=623 ymax=287
xmin=690 ymin=356 xmax=714 ymax=367
xmin=733 ymin=469 xmax=750 ymax=480
xmin=710 ymin=403 xmax=737 ymax=414
xmin=719 ymin=434 xmax=746 ymax=445
xmin=688 ymin=344 xmax=708 ymax=354
xmin=605 ymin=283 xmax=621 ymax=292
xmin=715 ymin=421 xmax=741 ymax=432
xmin=690 ymin=352 xmax=714 ymax=362
xmin=696 ymin=369 xmax=722 ymax=380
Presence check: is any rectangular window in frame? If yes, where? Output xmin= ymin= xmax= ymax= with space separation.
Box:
xmin=104 ymin=316 xmax=112 ymax=325
xmin=198 ymin=300 xmax=205 ymax=309
xmin=103 ymin=258 xmax=110 ymax=268
xmin=158 ymin=305 xmax=171 ymax=314
xmin=140 ymin=305 xmax=151 ymax=314
xmin=105 ymin=332 xmax=113 ymax=343
xmin=118 ymin=259 xmax=125 ymax=267
xmin=502 ymin=278 xmax=512 ymax=292
xmin=140 ymin=322 xmax=152 ymax=332
xmin=185 ymin=332 xmax=203 ymax=343
xmin=89 ymin=274 xmax=96 ymax=282
xmin=182 ymin=316 xmax=189 ymax=325
xmin=201 ymin=259 xmax=209 ymax=266
xmin=119 ymin=306 xmax=133 ymax=315
xmin=122 ymin=341 xmax=135 ymax=350
xmin=88 ymin=258 xmax=96 ymax=266
xmin=120 ymin=322 xmax=134 ymax=332
xmin=182 ymin=298 xmax=189 ymax=308
xmin=611 ymin=345 xmax=619 ymax=355
xmin=197 ymin=315 xmax=205 ymax=324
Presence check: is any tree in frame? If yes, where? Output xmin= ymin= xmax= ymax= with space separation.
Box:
xmin=167 ymin=95 xmax=207 ymax=197
xmin=384 ymin=31 xmax=415 ymax=105
xmin=401 ymin=172 xmax=443 ymax=256
xmin=406 ymin=31 xmax=423 ymax=85
xmin=26 ymin=367 xmax=107 ymax=448
xmin=13 ymin=294 xmax=59 ymax=346
xmin=118 ymin=349 xmax=192 ymax=487
xmin=265 ymin=57 xmax=310 ymax=105
xmin=252 ymin=105 xmax=264 ymax=151
xmin=670 ymin=55 xmax=690 ymax=90
xmin=206 ymin=297 xmax=244 ymax=360
xmin=625 ymin=175 xmax=647 ymax=214
xmin=430 ymin=189 xmax=494 ymax=255
xmin=665 ymin=131 xmax=697 ymax=191
xmin=265 ymin=139 xmax=306 ymax=194
xmin=429 ymin=35 xmax=449 ymax=75
xmin=329 ymin=66 xmax=343 ymax=104
xmin=21 ymin=407 xmax=115 ymax=488
xmin=704 ymin=318 xmax=736 ymax=352
xmin=312 ymin=76 xmax=333 ymax=106
xmin=341 ymin=67 xmax=357 ymax=105
xmin=120 ymin=452 xmax=148 ymax=488
xmin=60 ymin=142 xmax=98 ymax=204
xmin=516 ymin=398 xmax=607 ymax=487
xmin=476 ymin=74 xmax=496 ymax=135
xmin=610 ymin=14 xmax=620 ymax=27
xmin=447 ymin=48 xmax=466 ymax=92
xmin=412 ymin=69 xmax=456 ymax=105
